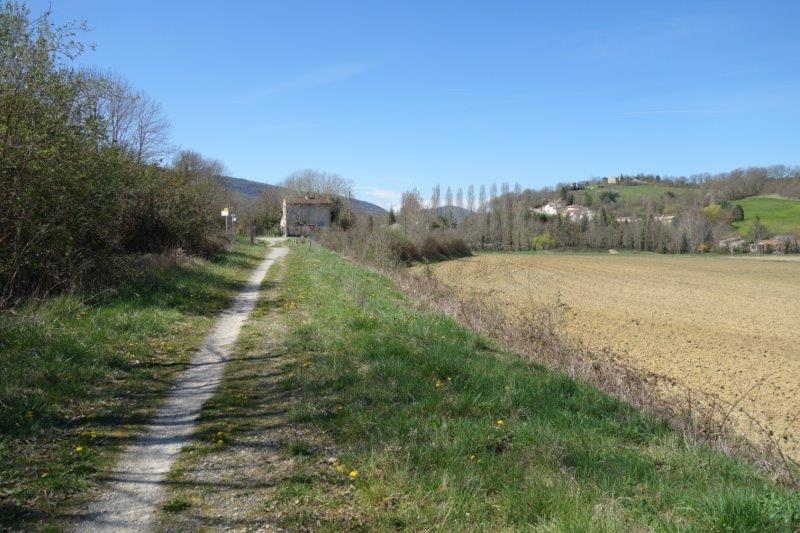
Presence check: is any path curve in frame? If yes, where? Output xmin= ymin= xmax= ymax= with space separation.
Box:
xmin=74 ymin=243 xmax=288 ymax=532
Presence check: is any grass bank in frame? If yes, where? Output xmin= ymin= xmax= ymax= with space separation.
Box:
xmin=264 ymin=244 xmax=799 ymax=531
xmin=733 ymin=195 xmax=800 ymax=236
xmin=0 ymin=240 xmax=266 ymax=529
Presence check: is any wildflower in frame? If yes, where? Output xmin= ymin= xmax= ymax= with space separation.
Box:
xmin=435 ymin=380 xmax=443 ymax=388
xmin=469 ymin=454 xmax=476 ymax=462
xmin=349 ymin=469 xmax=359 ymax=479
xmin=495 ymin=419 xmax=505 ymax=427
xmin=74 ymin=446 xmax=84 ymax=453
xmin=335 ymin=464 xmax=346 ymax=473
xmin=26 ymin=411 xmax=34 ymax=419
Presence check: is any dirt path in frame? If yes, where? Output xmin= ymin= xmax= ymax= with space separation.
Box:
xmin=154 ymin=261 xmax=300 ymax=531
xmin=72 ymin=244 xmax=288 ymax=532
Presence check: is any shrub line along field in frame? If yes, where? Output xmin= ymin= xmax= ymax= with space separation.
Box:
xmin=421 ymin=251 xmax=800 ymax=464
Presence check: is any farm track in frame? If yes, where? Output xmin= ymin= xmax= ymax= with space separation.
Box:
xmin=71 ymin=244 xmax=288 ymax=531
xmin=424 ymin=252 xmax=800 ymax=460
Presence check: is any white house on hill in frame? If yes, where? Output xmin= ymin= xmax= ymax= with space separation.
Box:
xmin=533 ymin=201 xmax=594 ymax=221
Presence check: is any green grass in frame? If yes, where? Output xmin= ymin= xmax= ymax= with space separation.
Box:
xmin=587 ymin=183 xmax=693 ymax=205
xmin=0 ymin=239 xmax=266 ymax=529
xmin=269 ymin=244 xmax=800 ymax=531
xmin=733 ymin=195 xmax=800 ymax=236
xmin=161 ymin=497 xmax=192 ymax=513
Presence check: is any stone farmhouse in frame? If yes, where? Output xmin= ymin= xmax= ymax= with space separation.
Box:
xmin=280 ymin=195 xmax=334 ymax=237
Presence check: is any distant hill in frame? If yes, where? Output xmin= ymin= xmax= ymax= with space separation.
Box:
xmin=222 ymin=176 xmax=387 ymax=216
xmin=430 ymin=205 xmax=474 ymax=224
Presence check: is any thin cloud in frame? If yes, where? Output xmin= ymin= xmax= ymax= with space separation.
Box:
xmin=233 ymin=63 xmax=368 ymax=103
xmin=620 ymin=108 xmax=727 ymax=117
xmin=269 ymin=63 xmax=368 ymax=94
xmin=355 ymin=186 xmax=403 ymax=209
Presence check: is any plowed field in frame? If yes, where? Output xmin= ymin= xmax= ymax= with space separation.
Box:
xmin=422 ymin=252 xmax=800 ymax=459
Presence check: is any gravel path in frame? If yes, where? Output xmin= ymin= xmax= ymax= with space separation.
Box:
xmin=73 ymin=244 xmax=288 ymax=532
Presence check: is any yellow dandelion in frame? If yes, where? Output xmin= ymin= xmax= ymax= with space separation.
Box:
xmin=435 ymin=380 xmax=443 ymax=388
xmin=349 ymin=469 xmax=359 ymax=479
xmin=74 ymin=446 xmax=84 ymax=453
xmin=335 ymin=464 xmax=346 ymax=473
xmin=469 ymin=454 xmax=476 ymax=461
xmin=495 ymin=419 xmax=505 ymax=427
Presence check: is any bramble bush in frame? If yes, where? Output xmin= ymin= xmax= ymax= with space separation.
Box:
xmin=0 ymin=3 xmax=228 ymax=306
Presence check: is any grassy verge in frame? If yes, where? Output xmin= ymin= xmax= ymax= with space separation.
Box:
xmin=0 ymin=239 xmax=266 ymax=529
xmin=264 ymin=243 xmax=799 ymax=531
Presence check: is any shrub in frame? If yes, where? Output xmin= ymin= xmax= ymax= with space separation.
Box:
xmin=0 ymin=6 xmax=228 ymax=306
xmin=419 ymin=236 xmax=446 ymax=260
xmin=531 ymin=232 xmax=556 ymax=250
xmin=316 ymin=224 xmax=470 ymax=267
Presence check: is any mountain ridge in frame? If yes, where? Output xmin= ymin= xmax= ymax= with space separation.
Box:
xmin=223 ymin=176 xmax=387 ymax=216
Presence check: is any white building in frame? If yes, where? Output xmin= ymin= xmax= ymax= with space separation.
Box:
xmin=532 ymin=201 xmax=594 ymax=221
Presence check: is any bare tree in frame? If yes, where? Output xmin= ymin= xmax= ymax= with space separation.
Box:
xmin=467 ymin=184 xmax=475 ymax=211
xmin=430 ymin=184 xmax=441 ymax=209
xmin=445 ymin=186 xmax=453 ymax=206
xmin=456 ymin=187 xmax=464 ymax=208
xmin=93 ymin=71 xmax=138 ymax=146
xmin=479 ymin=185 xmax=487 ymax=212
xmin=399 ymin=188 xmax=423 ymax=232
xmin=79 ymin=70 xmax=170 ymax=162
xmin=283 ymin=169 xmax=352 ymax=198
xmin=132 ymin=92 xmax=170 ymax=163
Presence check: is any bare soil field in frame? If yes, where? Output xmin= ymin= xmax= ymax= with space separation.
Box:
xmin=421 ymin=252 xmax=800 ymax=460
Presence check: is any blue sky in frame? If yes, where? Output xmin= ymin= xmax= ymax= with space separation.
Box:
xmin=31 ymin=0 xmax=800 ymax=208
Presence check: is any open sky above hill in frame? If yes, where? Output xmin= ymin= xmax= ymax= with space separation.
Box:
xmin=32 ymin=0 xmax=800 ymax=208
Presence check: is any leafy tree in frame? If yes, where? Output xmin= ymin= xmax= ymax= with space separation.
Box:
xmin=731 ymin=204 xmax=745 ymax=222
xmin=599 ymin=190 xmax=620 ymax=203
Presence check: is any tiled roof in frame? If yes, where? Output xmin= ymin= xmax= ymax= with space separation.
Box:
xmin=285 ymin=195 xmax=334 ymax=205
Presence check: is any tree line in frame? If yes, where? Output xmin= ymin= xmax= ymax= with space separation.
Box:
xmin=326 ymin=163 xmax=800 ymax=264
